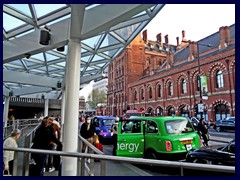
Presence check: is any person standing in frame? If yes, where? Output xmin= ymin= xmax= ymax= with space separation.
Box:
xmin=80 ymin=116 xmax=95 ymax=153
xmin=3 ymin=129 xmax=21 ymax=175
xmin=45 ymin=117 xmax=61 ymax=172
xmin=197 ymin=117 xmax=209 ymax=146
xmin=111 ymin=117 xmax=119 ymax=156
xmin=31 ymin=118 xmax=62 ymax=176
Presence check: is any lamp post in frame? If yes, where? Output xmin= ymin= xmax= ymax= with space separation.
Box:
xmin=182 ymin=40 xmax=212 ymax=119
xmin=196 ymin=42 xmax=212 ymax=119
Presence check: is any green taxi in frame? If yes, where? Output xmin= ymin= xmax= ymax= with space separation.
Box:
xmin=116 ymin=116 xmax=201 ymax=160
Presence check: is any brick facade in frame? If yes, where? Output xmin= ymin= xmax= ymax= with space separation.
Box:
xmin=107 ymin=25 xmax=235 ymax=122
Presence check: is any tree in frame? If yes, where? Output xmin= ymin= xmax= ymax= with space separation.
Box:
xmin=87 ymin=89 xmax=107 ymax=109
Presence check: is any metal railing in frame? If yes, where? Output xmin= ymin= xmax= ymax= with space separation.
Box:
xmin=3 ymin=146 xmax=235 ymax=176
xmin=3 ymin=119 xmax=235 ymax=176
xmin=3 ymin=119 xmax=40 ymax=139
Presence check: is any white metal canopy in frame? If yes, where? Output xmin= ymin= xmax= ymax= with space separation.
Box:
xmin=3 ymin=4 xmax=165 ymax=98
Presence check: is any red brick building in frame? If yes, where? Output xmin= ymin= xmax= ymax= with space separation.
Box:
xmin=107 ymin=24 xmax=235 ymax=122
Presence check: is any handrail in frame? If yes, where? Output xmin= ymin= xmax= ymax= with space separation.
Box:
xmin=3 ymin=119 xmax=40 ymax=139
xmin=3 ymin=146 xmax=235 ymax=176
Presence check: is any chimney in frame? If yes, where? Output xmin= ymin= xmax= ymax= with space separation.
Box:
xmin=219 ymin=26 xmax=228 ymax=49
xmin=156 ymin=33 xmax=162 ymax=43
xmin=188 ymin=41 xmax=197 ymax=61
xmin=224 ymin=26 xmax=230 ymax=43
xmin=142 ymin=30 xmax=148 ymax=43
xmin=176 ymin=37 xmax=179 ymax=46
xmin=164 ymin=34 xmax=169 ymax=45
xmin=182 ymin=30 xmax=186 ymax=41
xmin=167 ymin=52 xmax=174 ymax=67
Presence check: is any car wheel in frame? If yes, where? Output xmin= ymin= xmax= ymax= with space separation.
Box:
xmin=216 ymin=127 xmax=221 ymax=132
xmin=146 ymin=151 xmax=157 ymax=160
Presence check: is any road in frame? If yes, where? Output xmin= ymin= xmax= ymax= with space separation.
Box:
xmin=102 ymin=129 xmax=235 ymax=176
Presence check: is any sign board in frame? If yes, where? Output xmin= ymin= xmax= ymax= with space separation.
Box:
xmin=198 ymin=103 xmax=203 ymax=113
xmin=201 ymin=76 xmax=208 ymax=100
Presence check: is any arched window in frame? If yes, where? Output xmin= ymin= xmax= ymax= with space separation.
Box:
xmin=168 ymin=82 xmax=173 ymax=96
xmin=141 ymin=89 xmax=144 ymax=100
xmin=181 ymin=79 xmax=187 ymax=94
xmin=149 ymin=87 xmax=152 ymax=99
xmin=158 ymin=84 xmax=162 ymax=97
xmin=134 ymin=91 xmax=137 ymax=101
xmin=216 ymin=70 xmax=224 ymax=88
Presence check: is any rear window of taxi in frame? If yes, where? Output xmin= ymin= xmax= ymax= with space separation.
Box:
xmin=165 ymin=119 xmax=194 ymax=134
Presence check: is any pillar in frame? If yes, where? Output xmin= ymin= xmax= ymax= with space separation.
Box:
xmin=62 ymin=39 xmax=81 ymax=176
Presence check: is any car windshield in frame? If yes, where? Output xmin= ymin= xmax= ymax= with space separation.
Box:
xmin=102 ymin=119 xmax=115 ymax=126
xmin=165 ymin=119 xmax=194 ymax=134
xmin=126 ymin=113 xmax=143 ymax=118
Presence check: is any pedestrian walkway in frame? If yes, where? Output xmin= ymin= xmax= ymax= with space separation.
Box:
xmin=14 ymin=125 xmax=149 ymax=176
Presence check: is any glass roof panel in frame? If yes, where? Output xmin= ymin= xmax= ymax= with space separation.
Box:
xmin=45 ymin=53 xmax=59 ymax=61
xmin=99 ymin=34 xmax=120 ymax=48
xmin=31 ymin=53 xmax=45 ymax=61
xmin=115 ymin=23 xmax=141 ymax=40
xmin=132 ymin=11 xmax=147 ymax=18
xmin=56 ymin=62 xmax=66 ymax=66
xmin=25 ymin=61 xmax=38 ymax=67
xmin=8 ymin=60 xmax=22 ymax=66
xmin=34 ymin=4 xmax=66 ymax=18
xmin=92 ymin=55 xmax=104 ymax=62
xmin=81 ymin=56 xmax=90 ymax=63
xmin=7 ymin=4 xmax=32 ymax=17
xmin=37 ymin=67 xmax=47 ymax=71
xmin=3 ymin=12 xmax=26 ymax=31
xmin=48 ymin=66 xmax=58 ymax=71
xmin=81 ymin=48 xmax=87 ymax=53
xmin=103 ymin=49 xmax=119 ymax=58
xmin=15 ymin=29 xmax=35 ymax=38
xmin=82 ymin=35 xmax=101 ymax=49
xmin=46 ymin=14 xmax=71 ymax=26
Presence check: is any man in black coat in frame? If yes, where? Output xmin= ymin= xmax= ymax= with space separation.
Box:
xmin=197 ymin=118 xmax=209 ymax=146
xmin=31 ymin=118 xmax=62 ymax=176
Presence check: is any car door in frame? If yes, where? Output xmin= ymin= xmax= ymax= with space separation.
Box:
xmin=116 ymin=120 xmax=144 ymax=158
xmin=227 ymin=120 xmax=235 ymax=130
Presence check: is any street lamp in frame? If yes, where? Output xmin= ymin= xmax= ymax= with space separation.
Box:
xmin=182 ymin=40 xmax=212 ymax=119
xmin=196 ymin=42 xmax=212 ymax=119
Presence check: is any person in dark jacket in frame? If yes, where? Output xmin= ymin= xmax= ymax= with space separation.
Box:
xmin=80 ymin=116 xmax=95 ymax=153
xmin=31 ymin=118 xmax=62 ymax=176
xmin=111 ymin=117 xmax=119 ymax=156
xmin=197 ymin=117 xmax=209 ymax=146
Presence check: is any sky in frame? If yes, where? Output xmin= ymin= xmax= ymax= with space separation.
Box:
xmin=144 ymin=4 xmax=235 ymax=44
xmin=80 ymin=4 xmax=235 ymax=100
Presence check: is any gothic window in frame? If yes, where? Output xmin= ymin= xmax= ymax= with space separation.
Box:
xmin=141 ymin=89 xmax=144 ymax=100
xmin=168 ymin=82 xmax=173 ymax=96
xmin=181 ymin=79 xmax=187 ymax=94
xmin=149 ymin=87 xmax=152 ymax=99
xmin=216 ymin=70 xmax=224 ymax=88
xmin=134 ymin=91 xmax=137 ymax=101
xmin=158 ymin=84 xmax=162 ymax=97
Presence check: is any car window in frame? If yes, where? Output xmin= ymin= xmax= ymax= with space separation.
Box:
xmin=93 ymin=117 xmax=100 ymax=127
xmin=146 ymin=120 xmax=158 ymax=133
xmin=227 ymin=117 xmax=235 ymax=121
xmin=122 ymin=121 xmax=133 ymax=133
xmin=165 ymin=119 xmax=194 ymax=134
xmin=102 ymin=119 xmax=115 ymax=126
